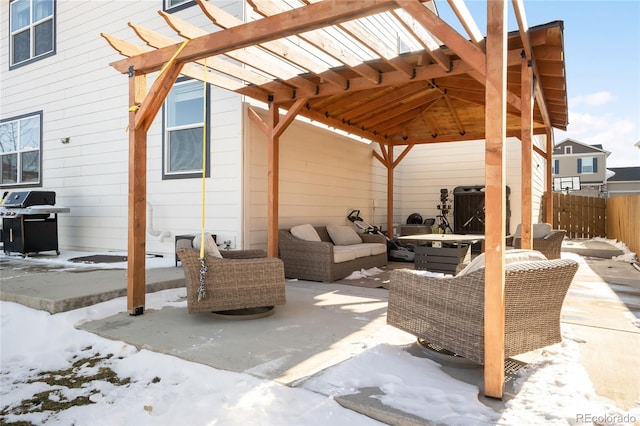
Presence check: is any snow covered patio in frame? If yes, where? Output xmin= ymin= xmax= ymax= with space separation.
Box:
xmin=1 ymin=241 xmax=639 ymax=424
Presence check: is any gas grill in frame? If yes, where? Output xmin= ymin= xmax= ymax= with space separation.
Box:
xmin=1 ymin=191 xmax=70 ymax=256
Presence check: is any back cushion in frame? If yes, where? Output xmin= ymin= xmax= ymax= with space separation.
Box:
xmin=291 ymin=224 xmax=321 ymax=242
xmin=326 ymin=225 xmax=363 ymax=246
xmin=457 ymin=249 xmax=547 ymax=276
xmin=514 ymin=223 xmax=552 ymax=238
xmin=193 ymin=232 xmax=222 ymax=258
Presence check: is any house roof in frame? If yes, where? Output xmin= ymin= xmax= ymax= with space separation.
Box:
xmin=103 ymin=0 xmax=568 ymax=146
xmin=607 ymin=167 xmax=640 ymax=182
xmin=555 ymin=138 xmax=611 ymax=156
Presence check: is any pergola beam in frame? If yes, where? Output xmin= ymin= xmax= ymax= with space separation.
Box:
xmin=111 ymin=0 xmax=408 ymax=75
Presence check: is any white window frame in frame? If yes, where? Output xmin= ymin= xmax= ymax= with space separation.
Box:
xmin=564 ymin=145 xmax=572 ymax=154
xmin=163 ymin=0 xmax=195 ymax=12
xmin=9 ymin=0 xmax=56 ymax=69
xmin=579 ymin=157 xmax=596 ymax=174
xmin=162 ymin=79 xmax=210 ymax=180
xmin=0 ymin=111 xmax=43 ymax=188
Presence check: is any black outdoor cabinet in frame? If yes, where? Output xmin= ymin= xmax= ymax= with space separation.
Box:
xmin=2 ymin=216 xmax=60 ymax=256
xmin=453 ymin=185 xmax=510 ymax=235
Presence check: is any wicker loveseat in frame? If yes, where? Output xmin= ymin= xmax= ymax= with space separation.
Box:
xmin=176 ymin=239 xmax=286 ymax=314
xmin=387 ymin=258 xmax=579 ymax=364
xmin=278 ymin=225 xmax=387 ymax=282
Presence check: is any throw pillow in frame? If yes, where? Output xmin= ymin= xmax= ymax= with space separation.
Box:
xmin=290 ymin=224 xmax=321 ymax=242
xmin=326 ymin=225 xmax=362 ymax=246
xmin=193 ymin=232 xmax=222 ymax=258
xmin=457 ymin=249 xmax=547 ymax=276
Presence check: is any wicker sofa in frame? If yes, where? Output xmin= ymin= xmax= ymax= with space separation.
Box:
xmin=278 ymin=225 xmax=388 ymax=282
xmin=387 ymin=258 xmax=579 ymax=364
xmin=176 ymin=239 xmax=286 ymax=314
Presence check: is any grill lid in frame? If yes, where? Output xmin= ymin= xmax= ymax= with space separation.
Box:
xmin=1 ymin=191 xmax=56 ymax=208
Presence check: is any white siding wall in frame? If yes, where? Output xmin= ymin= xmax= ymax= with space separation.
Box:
xmin=1 ymin=1 xmax=244 ymax=256
xmin=394 ymin=138 xmax=526 ymax=235
xmin=244 ymin=106 xmax=387 ymax=249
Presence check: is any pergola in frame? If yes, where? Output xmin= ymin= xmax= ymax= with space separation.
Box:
xmin=102 ymin=0 xmax=567 ymax=398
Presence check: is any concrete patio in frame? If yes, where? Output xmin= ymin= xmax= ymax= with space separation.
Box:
xmin=1 ymin=239 xmax=638 ymax=424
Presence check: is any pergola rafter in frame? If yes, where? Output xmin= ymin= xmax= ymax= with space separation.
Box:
xmin=101 ymin=0 xmax=568 ymax=399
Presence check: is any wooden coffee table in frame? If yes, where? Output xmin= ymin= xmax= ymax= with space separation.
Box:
xmin=397 ymin=233 xmax=484 ymax=274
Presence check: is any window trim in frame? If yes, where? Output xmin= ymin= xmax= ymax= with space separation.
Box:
xmin=163 ymin=0 xmax=195 ymax=13
xmin=577 ymin=157 xmax=597 ymax=174
xmin=552 ymin=159 xmax=559 ymax=175
xmin=162 ymin=78 xmax=211 ymax=180
xmin=8 ymin=0 xmax=57 ymax=70
xmin=0 ymin=110 xmax=44 ymax=189
xmin=564 ymin=145 xmax=572 ymax=155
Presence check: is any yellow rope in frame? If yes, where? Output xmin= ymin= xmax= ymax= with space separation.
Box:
xmin=158 ymin=39 xmax=189 ymax=81
xmin=199 ymin=58 xmax=208 ymax=260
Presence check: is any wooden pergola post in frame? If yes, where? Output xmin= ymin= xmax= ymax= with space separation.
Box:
xmin=520 ymin=53 xmax=534 ymax=249
xmin=484 ymin=0 xmax=508 ymax=398
xmin=267 ymin=102 xmax=280 ymax=258
xmin=545 ymin=127 xmax=554 ymax=223
xmin=127 ymin=71 xmax=147 ymax=315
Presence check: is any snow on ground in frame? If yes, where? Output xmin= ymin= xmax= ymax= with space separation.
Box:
xmin=1 ymin=238 xmax=639 ymax=425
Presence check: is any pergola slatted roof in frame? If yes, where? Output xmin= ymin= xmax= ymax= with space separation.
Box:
xmin=104 ymin=0 xmax=566 ymax=145
xmin=102 ymin=0 xmax=568 ymax=399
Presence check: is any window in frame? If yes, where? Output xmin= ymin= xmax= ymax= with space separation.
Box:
xmin=564 ymin=146 xmax=572 ymax=154
xmin=0 ymin=111 xmax=42 ymax=187
xmin=552 ymin=159 xmax=559 ymax=175
xmin=577 ymin=157 xmax=597 ymax=174
xmin=9 ymin=0 xmax=55 ymax=68
xmin=163 ymin=0 xmax=195 ymax=12
xmin=163 ymin=79 xmax=210 ymax=179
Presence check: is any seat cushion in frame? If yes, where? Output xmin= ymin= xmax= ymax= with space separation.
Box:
xmin=291 ymin=223 xmax=321 ymax=242
xmin=359 ymin=242 xmax=387 ymax=256
xmin=333 ymin=246 xmax=357 ymax=263
xmin=326 ymin=225 xmax=362 ymax=246
xmin=457 ymin=249 xmax=547 ymax=276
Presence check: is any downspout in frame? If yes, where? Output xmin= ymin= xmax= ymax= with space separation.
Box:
xmin=146 ymin=201 xmax=171 ymax=242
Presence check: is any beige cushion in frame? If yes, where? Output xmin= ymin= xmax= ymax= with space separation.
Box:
xmin=193 ymin=232 xmax=222 ymax=258
xmin=291 ymin=224 xmax=321 ymax=242
xmin=513 ymin=223 xmax=552 ymax=239
xmin=457 ymin=249 xmax=547 ymax=276
xmin=326 ymin=225 xmax=362 ymax=246
xmin=348 ymin=244 xmax=373 ymax=259
xmin=359 ymin=243 xmax=387 ymax=256
xmin=333 ymin=246 xmax=357 ymax=263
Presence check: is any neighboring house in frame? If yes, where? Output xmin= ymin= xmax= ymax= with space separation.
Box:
xmin=606 ymin=167 xmax=640 ymax=196
xmin=552 ymin=138 xmax=610 ymax=196
xmin=1 ymin=0 xmax=546 ymax=257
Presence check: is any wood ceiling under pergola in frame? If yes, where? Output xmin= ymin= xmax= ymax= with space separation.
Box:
xmin=102 ymin=0 xmax=567 ymax=399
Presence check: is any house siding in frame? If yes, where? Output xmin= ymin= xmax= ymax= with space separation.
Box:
xmin=393 ymin=137 xmax=549 ymax=235
xmin=244 ymin=106 xmax=387 ymax=249
xmin=1 ymin=1 xmax=245 ymax=255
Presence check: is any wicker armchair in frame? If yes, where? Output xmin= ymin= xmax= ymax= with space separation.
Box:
xmin=176 ymin=239 xmax=286 ymax=314
xmin=512 ymin=230 xmax=566 ymax=259
xmin=387 ymin=259 xmax=578 ymax=364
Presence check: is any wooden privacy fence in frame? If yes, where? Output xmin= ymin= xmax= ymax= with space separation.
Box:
xmin=542 ymin=192 xmax=640 ymax=255
xmin=545 ymin=193 xmax=606 ymax=238
xmin=606 ymin=194 xmax=640 ymax=257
